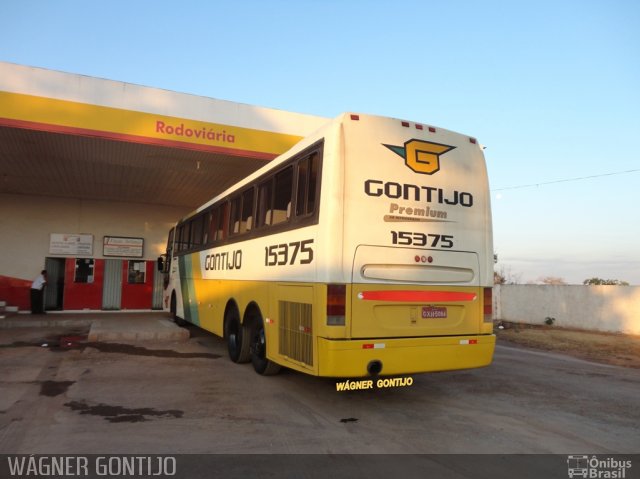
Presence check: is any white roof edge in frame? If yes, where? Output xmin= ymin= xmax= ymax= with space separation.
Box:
xmin=0 ymin=61 xmax=329 ymax=135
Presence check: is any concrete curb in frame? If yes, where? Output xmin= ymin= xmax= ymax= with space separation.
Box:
xmin=88 ymin=319 xmax=190 ymax=342
xmin=0 ymin=318 xmax=93 ymax=328
xmin=0 ymin=314 xmax=190 ymax=342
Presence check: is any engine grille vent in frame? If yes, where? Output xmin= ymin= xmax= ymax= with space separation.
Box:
xmin=278 ymin=301 xmax=313 ymax=366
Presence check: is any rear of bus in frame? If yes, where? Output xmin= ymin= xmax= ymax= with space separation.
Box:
xmin=317 ymin=114 xmax=495 ymax=377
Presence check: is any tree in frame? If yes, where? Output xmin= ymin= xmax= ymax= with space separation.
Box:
xmin=583 ymin=278 xmax=629 ymax=286
xmin=494 ymin=266 xmax=521 ymax=285
xmin=538 ymin=276 xmax=567 ymax=285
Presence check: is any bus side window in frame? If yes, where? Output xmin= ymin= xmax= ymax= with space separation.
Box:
xmin=208 ymin=207 xmax=219 ymax=244
xmin=272 ymin=166 xmax=293 ymax=225
xmin=230 ymin=195 xmax=242 ymax=235
xmin=256 ymin=178 xmax=273 ymax=228
xmin=181 ymin=222 xmax=192 ymax=251
xmin=191 ymin=215 xmax=204 ymax=248
xmin=296 ymin=152 xmax=319 ymax=217
xmin=306 ymin=152 xmax=319 ymax=214
xmin=202 ymin=212 xmax=211 ymax=245
xmin=167 ymin=227 xmax=175 ymax=258
xmin=241 ymin=187 xmax=254 ymax=233
xmin=176 ymin=224 xmax=186 ymax=251
xmin=217 ymin=202 xmax=230 ymax=240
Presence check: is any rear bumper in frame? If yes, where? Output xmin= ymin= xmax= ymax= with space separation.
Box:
xmin=317 ymin=334 xmax=495 ymax=377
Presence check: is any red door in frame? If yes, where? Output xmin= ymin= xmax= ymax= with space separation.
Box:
xmin=121 ymin=260 xmax=154 ymax=309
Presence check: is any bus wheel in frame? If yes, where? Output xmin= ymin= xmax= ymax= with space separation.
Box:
xmin=250 ymin=318 xmax=281 ymax=376
xmin=225 ymin=309 xmax=250 ymax=363
xmin=171 ymin=293 xmax=186 ymax=327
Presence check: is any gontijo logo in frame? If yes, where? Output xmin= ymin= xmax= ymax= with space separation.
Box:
xmin=384 ymin=139 xmax=455 ymax=175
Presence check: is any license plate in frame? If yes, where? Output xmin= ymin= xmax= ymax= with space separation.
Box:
xmin=422 ymin=306 xmax=447 ymax=319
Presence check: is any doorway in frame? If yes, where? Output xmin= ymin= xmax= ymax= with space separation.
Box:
xmin=102 ymin=259 xmax=122 ymax=310
xmin=44 ymin=257 xmax=65 ymax=311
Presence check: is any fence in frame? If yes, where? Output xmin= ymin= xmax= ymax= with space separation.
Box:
xmin=493 ymin=284 xmax=640 ymax=335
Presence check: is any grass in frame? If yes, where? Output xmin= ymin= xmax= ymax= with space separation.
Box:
xmin=495 ymin=322 xmax=640 ymax=369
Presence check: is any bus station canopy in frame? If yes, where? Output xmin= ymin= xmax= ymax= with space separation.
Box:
xmin=0 ymin=62 xmax=327 ymax=208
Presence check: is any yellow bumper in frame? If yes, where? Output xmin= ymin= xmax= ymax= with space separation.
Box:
xmin=317 ymin=334 xmax=495 ymax=377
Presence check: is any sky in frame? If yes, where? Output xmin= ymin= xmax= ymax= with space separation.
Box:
xmin=1 ymin=0 xmax=639 ymax=284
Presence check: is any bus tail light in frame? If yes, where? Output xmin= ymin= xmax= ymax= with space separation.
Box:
xmin=483 ymin=287 xmax=493 ymax=323
xmin=327 ymin=284 xmax=346 ymax=325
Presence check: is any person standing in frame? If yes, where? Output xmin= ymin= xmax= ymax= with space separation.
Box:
xmin=30 ymin=270 xmax=47 ymax=314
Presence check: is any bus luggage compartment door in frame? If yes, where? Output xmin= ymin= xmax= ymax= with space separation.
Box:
xmin=350 ymin=245 xmax=482 ymax=339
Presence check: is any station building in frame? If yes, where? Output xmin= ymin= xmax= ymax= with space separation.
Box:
xmin=0 ymin=62 xmax=328 ymax=312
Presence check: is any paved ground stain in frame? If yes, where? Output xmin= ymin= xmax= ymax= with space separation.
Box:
xmin=1 ymin=335 xmax=221 ymax=359
xmin=39 ymin=380 xmax=76 ymax=397
xmin=83 ymin=342 xmax=221 ymax=359
xmin=65 ymin=400 xmax=184 ymax=423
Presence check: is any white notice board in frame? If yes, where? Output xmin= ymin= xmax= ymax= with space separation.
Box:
xmin=49 ymin=234 xmax=94 ymax=256
xmin=103 ymin=236 xmax=144 ymax=258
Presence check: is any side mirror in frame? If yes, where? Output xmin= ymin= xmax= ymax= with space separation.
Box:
xmin=157 ymin=256 xmax=165 ymax=272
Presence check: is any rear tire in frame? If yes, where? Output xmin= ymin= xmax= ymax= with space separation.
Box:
xmin=171 ymin=293 xmax=187 ymax=327
xmin=250 ymin=317 xmax=281 ymax=375
xmin=225 ymin=308 xmax=251 ymax=363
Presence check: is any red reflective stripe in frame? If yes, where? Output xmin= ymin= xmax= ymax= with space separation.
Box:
xmin=359 ymin=291 xmax=477 ymax=302
xmin=362 ymin=344 xmax=374 ymax=349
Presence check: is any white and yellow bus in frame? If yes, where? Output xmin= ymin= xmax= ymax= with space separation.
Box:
xmin=159 ymin=113 xmax=495 ymax=377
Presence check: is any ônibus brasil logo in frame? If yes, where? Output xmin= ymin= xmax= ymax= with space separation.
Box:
xmin=383 ymin=139 xmax=455 ymax=175
xmin=567 ymin=455 xmax=633 ymax=478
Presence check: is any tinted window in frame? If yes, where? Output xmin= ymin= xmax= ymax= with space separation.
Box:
xmin=166 ymin=227 xmax=175 ymax=256
xmin=191 ymin=215 xmax=205 ymax=247
xmin=241 ymin=188 xmax=255 ymax=233
xmin=272 ymin=166 xmax=293 ymax=225
xmin=306 ymin=152 xmax=319 ymax=215
xmin=207 ymin=208 xmax=219 ymax=244
xmin=256 ymin=178 xmax=273 ymax=228
xmin=173 ymin=140 xmax=322 ymax=255
xmin=295 ymin=152 xmax=319 ymax=217
xmin=217 ymin=202 xmax=230 ymax=240
xmin=176 ymin=224 xmax=190 ymax=251
xmin=230 ymin=195 xmax=242 ymax=235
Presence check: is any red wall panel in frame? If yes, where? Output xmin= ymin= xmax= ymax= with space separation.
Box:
xmin=0 ymin=275 xmax=31 ymax=311
xmin=63 ymin=258 xmax=104 ymax=310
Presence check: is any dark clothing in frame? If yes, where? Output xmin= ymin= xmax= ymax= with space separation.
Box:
xmin=30 ymin=287 xmax=45 ymax=314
